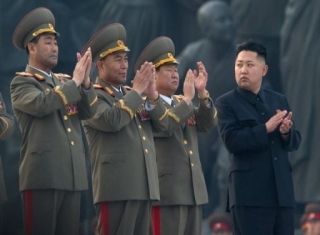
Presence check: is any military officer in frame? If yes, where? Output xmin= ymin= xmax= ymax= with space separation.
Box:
xmin=208 ymin=212 xmax=233 ymax=235
xmin=11 ymin=7 xmax=97 ymax=235
xmin=134 ymin=37 xmax=216 ymax=235
xmin=0 ymin=93 xmax=15 ymax=234
xmin=81 ymin=24 xmax=169 ymax=235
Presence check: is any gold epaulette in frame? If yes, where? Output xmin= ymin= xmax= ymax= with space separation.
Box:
xmin=15 ymin=71 xmax=45 ymax=81
xmin=54 ymin=73 xmax=71 ymax=81
xmin=123 ymin=85 xmax=132 ymax=92
xmin=173 ymin=95 xmax=183 ymax=103
xmin=104 ymin=86 xmax=115 ymax=96
xmin=16 ymin=71 xmax=33 ymax=77
xmin=93 ymin=83 xmax=103 ymax=89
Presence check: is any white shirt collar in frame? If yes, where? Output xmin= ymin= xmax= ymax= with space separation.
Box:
xmin=28 ymin=65 xmax=52 ymax=77
xmin=160 ymin=94 xmax=173 ymax=105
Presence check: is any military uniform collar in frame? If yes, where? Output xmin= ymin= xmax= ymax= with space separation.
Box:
xmin=159 ymin=94 xmax=174 ymax=106
xmin=95 ymin=77 xmax=125 ymax=97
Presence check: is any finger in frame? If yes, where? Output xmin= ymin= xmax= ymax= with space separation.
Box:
xmin=285 ymin=112 xmax=292 ymax=120
xmin=139 ymin=62 xmax=150 ymax=74
xmin=76 ymin=52 xmax=81 ymax=62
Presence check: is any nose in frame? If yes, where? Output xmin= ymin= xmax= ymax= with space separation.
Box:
xmin=240 ymin=65 xmax=248 ymax=74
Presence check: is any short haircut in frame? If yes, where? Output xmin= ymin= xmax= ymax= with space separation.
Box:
xmin=26 ymin=35 xmax=41 ymax=55
xmin=236 ymin=40 xmax=267 ymax=62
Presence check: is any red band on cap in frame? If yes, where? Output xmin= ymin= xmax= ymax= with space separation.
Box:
xmin=306 ymin=212 xmax=320 ymax=221
xmin=211 ymin=222 xmax=231 ymax=231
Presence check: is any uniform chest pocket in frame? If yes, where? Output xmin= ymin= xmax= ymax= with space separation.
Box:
xmin=29 ymin=143 xmax=52 ymax=156
xmin=100 ymin=153 xmax=125 ymax=165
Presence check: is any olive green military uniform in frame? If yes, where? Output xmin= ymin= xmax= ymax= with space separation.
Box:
xmin=0 ymin=92 xmax=15 ymax=234
xmin=81 ymin=24 xmax=168 ymax=235
xmin=11 ymin=7 xmax=98 ymax=235
xmin=135 ymin=37 xmax=216 ymax=235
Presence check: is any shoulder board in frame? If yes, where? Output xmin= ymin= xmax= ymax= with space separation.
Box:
xmin=15 ymin=71 xmax=33 ymax=77
xmin=54 ymin=73 xmax=71 ymax=81
xmin=123 ymin=85 xmax=132 ymax=91
xmin=93 ymin=83 xmax=103 ymax=89
xmin=34 ymin=73 xmax=45 ymax=81
xmin=16 ymin=71 xmax=45 ymax=81
xmin=173 ymin=95 xmax=183 ymax=102
xmin=104 ymin=86 xmax=115 ymax=96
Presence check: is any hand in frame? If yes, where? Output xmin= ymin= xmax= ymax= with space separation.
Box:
xmin=265 ymin=110 xmax=287 ymax=133
xmin=73 ymin=49 xmax=91 ymax=87
xmin=131 ymin=62 xmax=154 ymax=95
xmin=82 ymin=47 xmax=92 ymax=89
xmin=182 ymin=69 xmax=195 ymax=105
xmin=144 ymin=67 xmax=158 ymax=100
xmin=194 ymin=61 xmax=208 ymax=93
xmin=279 ymin=111 xmax=293 ymax=134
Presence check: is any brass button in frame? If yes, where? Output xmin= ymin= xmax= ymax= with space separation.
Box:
xmin=64 ymin=116 xmax=68 ymax=121
xmin=71 ymin=141 xmax=74 ymax=146
xmin=46 ymin=88 xmax=50 ymax=92
xmin=138 ymin=125 xmax=142 ymax=129
xmin=189 ymin=150 xmax=193 ymax=155
xmin=145 ymin=149 xmax=148 ymax=154
xmin=67 ymin=128 xmax=71 ymax=133
xmin=183 ymin=140 xmax=188 ymax=145
xmin=191 ymin=163 xmax=194 ymax=167
xmin=142 ymin=136 xmax=146 ymax=141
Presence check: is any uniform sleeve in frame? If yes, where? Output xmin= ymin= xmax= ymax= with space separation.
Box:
xmin=0 ymin=93 xmax=15 ymax=140
xmin=77 ymin=84 xmax=98 ymax=120
xmin=83 ymin=89 xmax=144 ymax=132
xmin=10 ymin=76 xmax=81 ymax=118
xmin=194 ymin=98 xmax=217 ymax=132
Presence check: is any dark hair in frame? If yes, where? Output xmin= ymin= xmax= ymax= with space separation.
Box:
xmin=236 ymin=40 xmax=267 ymax=61
xmin=26 ymin=35 xmax=41 ymax=55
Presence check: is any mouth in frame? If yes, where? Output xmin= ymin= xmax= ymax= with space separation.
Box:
xmin=50 ymin=55 xmax=58 ymax=59
xmin=240 ymin=77 xmax=248 ymax=82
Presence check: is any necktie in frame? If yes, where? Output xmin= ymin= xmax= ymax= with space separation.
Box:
xmin=171 ymin=99 xmax=174 ymax=107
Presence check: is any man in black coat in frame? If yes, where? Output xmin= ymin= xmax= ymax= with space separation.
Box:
xmin=215 ymin=40 xmax=301 ymax=234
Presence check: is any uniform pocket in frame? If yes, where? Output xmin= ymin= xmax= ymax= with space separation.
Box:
xmin=100 ymin=153 xmax=125 ymax=165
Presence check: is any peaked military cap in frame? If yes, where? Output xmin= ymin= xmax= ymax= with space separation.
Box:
xmin=81 ymin=23 xmax=130 ymax=63
xmin=208 ymin=212 xmax=232 ymax=232
xmin=304 ymin=202 xmax=320 ymax=222
xmin=13 ymin=7 xmax=59 ymax=50
xmin=134 ymin=36 xmax=178 ymax=72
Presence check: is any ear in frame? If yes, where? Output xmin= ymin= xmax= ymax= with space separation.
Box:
xmin=262 ymin=65 xmax=268 ymax=76
xmin=96 ymin=61 xmax=104 ymax=70
xmin=27 ymin=43 xmax=36 ymax=54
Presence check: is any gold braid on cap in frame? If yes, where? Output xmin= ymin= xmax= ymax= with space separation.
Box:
xmin=32 ymin=23 xmax=57 ymax=37
xmin=100 ymin=40 xmax=129 ymax=58
xmin=154 ymin=53 xmax=177 ymax=68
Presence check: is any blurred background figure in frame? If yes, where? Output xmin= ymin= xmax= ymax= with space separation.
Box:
xmin=280 ymin=0 xmax=320 ymax=228
xmin=299 ymin=202 xmax=320 ymax=235
xmin=0 ymin=93 xmax=15 ymax=235
xmin=225 ymin=0 xmax=288 ymax=93
xmin=208 ymin=212 xmax=233 ymax=235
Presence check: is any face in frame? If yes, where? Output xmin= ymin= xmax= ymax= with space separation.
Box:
xmin=306 ymin=221 xmax=320 ymax=235
xmin=97 ymin=51 xmax=128 ymax=87
xmin=203 ymin=3 xmax=234 ymax=43
xmin=212 ymin=230 xmax=233 ymax=235
xmin=28 ymin=33 xmax=58 ymax=72
xmin=155 ymin=64 xmax=179 ymax=97
xmin=235 ymin=50 xmax=268 ymax=94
